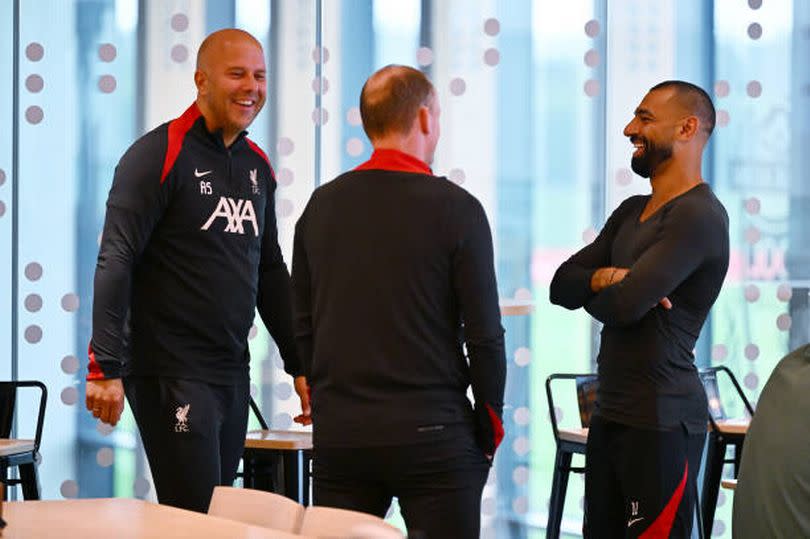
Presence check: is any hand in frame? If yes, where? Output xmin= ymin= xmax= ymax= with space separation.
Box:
xmin=659 ymin=297 xmax=672 ymax=309
xmin=293 ymin=376 xmax=312 ymax=426
xmin=85 ymin=378 xmax=125 ymax=426
xmin=590 ymin=267 xmax=630 ymax=292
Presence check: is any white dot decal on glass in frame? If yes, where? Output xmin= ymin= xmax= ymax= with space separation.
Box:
xmin=134 ymin=478 xmax=151 ymax=498
xmin=484 ymin=18 xmax=500 ymax=36
xmin=514 ymin=288 xmax=532 ymax=301
xmin=277 ymin=198 xmax=294 ymax=218
xmin=171 ymin=13 xmax=189 ymax=32
xmin=98 ymin=75 xmax=117 ymax=93
xmin=26 ymin=43 xmax=44 ymax=62
xmin=273 ymin=413 xmax=293 ymax=430
xmin=60 ymin=480 xmax=78 ymax=499
xmin=25 ymin=262 xmax=43 ymax=281
xmin=0 ymin=168 xmax=5 ymax=185
xmin=277 ymin=137 xmax=295 ymax=156
xmin=25 ymin=74 xmax=44 ymax=93
xmin=584 ymin=49 xmax=600 ymax=68
xmin=311 ymin=46 xmax=330 ymax=64
xmin=514 ymin=347 xmax=531 ymax=367
xmin=513 ymin=407 xmax=530 ymax=426
xmin=481 ymin=497 xmax=496 ymax=516
xmin=744 ymin=372 xmax=759 ymax=390
xmin=748 ymin=0 xmax=762 ymax=8
xmin=248 ymin=324 xmax=258 ymax=340
xmin=776 ymin=283 xmax=792 ymax=302
xmin=748 ymin=23 xmax=762 ymax=40
xmin=416 ymin=47 xmax=433 ymax=66
xmin=97 ymin=447 xmax=114 ymax=467
xmin=744 ymin=197 xmax=760 ymax=215
xmin=61 ymin=355 xmax=80 ymax=374
xmin=584 ymin=79 xmax=600 ymax=97
xmin=483 ymin=48 xmax=500 ymax=66
xmin=448 ymin=168 xmax=466 ymax=184
xmin=311 ymin=76 xmax=329 ymax=95
xmin=777 ymin=313 xmax=792 ymax=331
xmin=744 ymin=344 xmax=759 ymax=361
xmin=581 ymin=227 xmax=597 ymax=244
xmin=711 ymin=343 xmax=728 ymax=362
xmin=24 ymin=294 xmax=42 ymax=312
xmin=744 ymin=284 xmax=760 ymax=302
xmin=346 ymin=137 xmax=364 ymax=157
xmin=311 ymin=107 xmax=329 ymax=126
xmin=170 ymin=44 xmax=188 ymax=63
xmin=62 ymin=293 xmax=80 ymax=312
xmin=25 ymin=106 xmax=44 ymax=124
xmin=277 ymin=168 xmax=294 ymax=187
xmin=747 ymin=80 xmax=763 ymax=98
xmin=717 ymin=110 xmax=730 ymax=127
xmin=275 ymin=382 xmax=292 ymax=400
xmin=513 ymin=436 xmax=530 ymax=456
xmin=584 ymin=19 xmax=600 ymax=38
xmin=512 ymin=496 xmax=528 ymax=515
xmin=0 ymin=201 xmax=5 ymax=218
xmin=714 ymin=80 xmax=729 ymax=98
xmin=97 ymin=421 xmax=114 ymax=436
xmin=98 ymin=43 xmax=117 ymax=62
xmin=616 ymin=168 xmax=633 ymax=186
xmin=346 ymin=107 xmax=362 ymax=126
xmin=61 ymin=386 xmax=78 ymax=405
xmin=449 ymin=78 xmax=466 ymax=96
xmin=553 ymin=406 xmax=563 ymax=423
xmin=745 ymin=226 xmax=761 ymax=245
xmin=25 ymin=325 xmax=43 ymax=344
xmin=512 ymin=466 xmax=529 ymax=485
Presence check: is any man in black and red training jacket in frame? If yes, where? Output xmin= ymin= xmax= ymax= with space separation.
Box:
xmin=291 ymin=65 xmax=506 ymax=538
xmin=85 ymin=29 xmax=309 ymax=513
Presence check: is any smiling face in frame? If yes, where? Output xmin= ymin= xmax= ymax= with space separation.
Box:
xmin=195 ymin=31 xmax=266 ymax=146
xmin=623 ymin=88 xmax=679 ymax=178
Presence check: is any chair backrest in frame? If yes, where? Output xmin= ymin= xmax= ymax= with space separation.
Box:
xmin=545 ymin=373 xmax=598 ymax=441
xmin=0 ymin=381 xmax=47 ymax=451
xmin=299 ymin=506 xmax=403 ymax=538
xmin=208 ymin=486 xmax=304 ymax=532
xmin=698 ymin=366 xmax=755 ymax=427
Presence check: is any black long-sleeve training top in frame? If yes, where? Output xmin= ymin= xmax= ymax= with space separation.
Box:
xmin=550 ymin=183 xmax=729 ymax=432
xmin=89 ymin=102 xmax=300 ymax=384
xmin=292 ymin=149 xmax=506 ymax=451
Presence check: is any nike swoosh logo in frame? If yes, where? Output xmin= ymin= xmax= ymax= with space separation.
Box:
xmin=194 ymin=169 xmax=212 ymax=178
xmin=627 ymin=517 xmax=645 ymax=528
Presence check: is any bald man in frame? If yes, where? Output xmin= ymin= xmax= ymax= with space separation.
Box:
xmin=291 ymin=65 xmax=506 ymax=538
xmin=550 ymin=81 xmax=729 ymax=537
xmin=85 ymin=29 xmax=309 ymax=512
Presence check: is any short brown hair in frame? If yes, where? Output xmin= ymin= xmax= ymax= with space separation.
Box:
xmin=360 ymin=65 xmax=434 ymax=140
xmin=650 ymin=80 xmax=716 ymax=137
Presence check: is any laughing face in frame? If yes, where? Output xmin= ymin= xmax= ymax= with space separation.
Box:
xmin=196 ymin=34 xmax=266 ymax=145
xmin=623 ymin=89 xmax=678 ymax=178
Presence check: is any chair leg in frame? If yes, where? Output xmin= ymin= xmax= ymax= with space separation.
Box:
xmin=19 ymin=462 xmax=40 ymax=500
xmin=701 ymin=435 xmax=725 ymax=538
xmin=546 ymin=448 xmax=573 ymax=539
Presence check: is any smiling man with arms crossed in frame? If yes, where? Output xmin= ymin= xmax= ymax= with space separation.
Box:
xmin=85 ymin=29 xmax=308 ymax=512
xmin=550 ymin=81 xmax=729 ymax=538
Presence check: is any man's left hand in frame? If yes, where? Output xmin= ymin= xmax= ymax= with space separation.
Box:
xmin=293 ymin=376 xmax=312 ymax=426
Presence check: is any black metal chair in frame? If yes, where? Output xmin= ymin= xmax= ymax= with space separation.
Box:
xmin=698 ymin=366 xmax=754 ymax=538
xmin=0 ymin=381 xmax=47 ymax=500
xmin=240 ymin=397 xmax=312 ymax=505
xmin=545 ymin=373 xmax=598 ymax=539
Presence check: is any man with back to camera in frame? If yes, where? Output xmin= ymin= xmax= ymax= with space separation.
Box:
xmin=84 ymin=29 xmax=310 ymax=513
xmin=550 ymin=81 xmax=729 ymax=537
xmin=290 ymin=65 xmax=507 ymax=538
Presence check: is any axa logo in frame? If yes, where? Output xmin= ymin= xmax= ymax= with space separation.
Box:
xmin=201 ymin=196 xmax=259 ymax=236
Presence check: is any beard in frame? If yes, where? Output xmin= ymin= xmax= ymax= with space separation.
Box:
xmin=630 ymin=138 xmax=673 ymax=178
